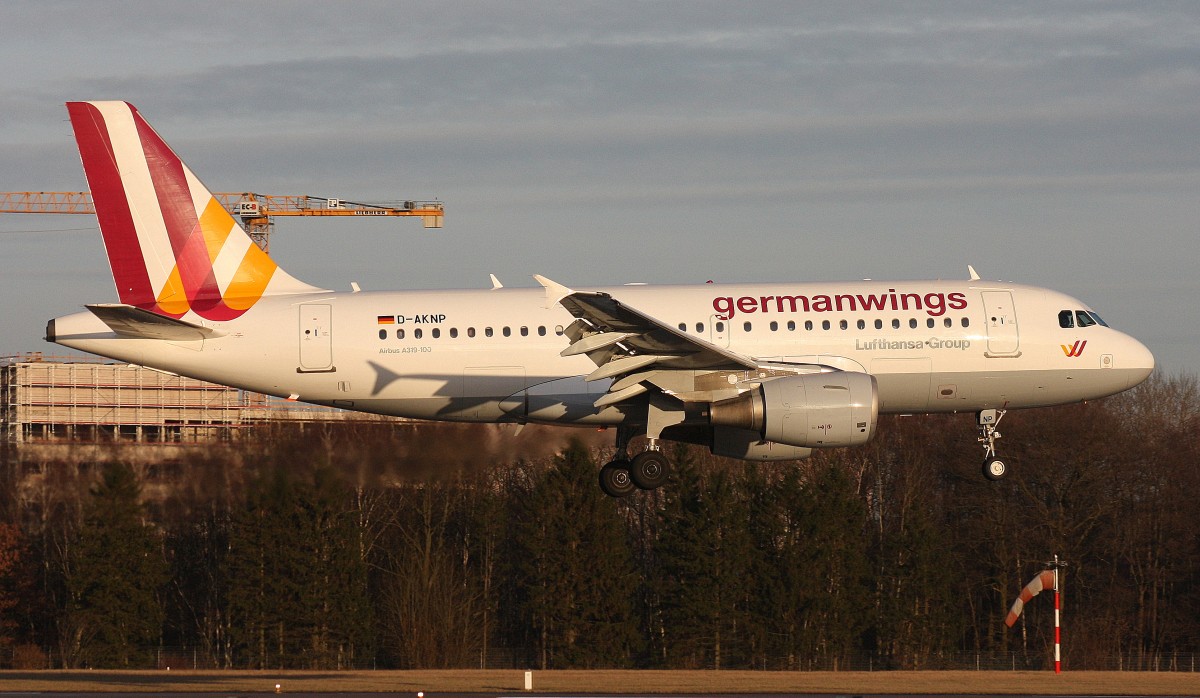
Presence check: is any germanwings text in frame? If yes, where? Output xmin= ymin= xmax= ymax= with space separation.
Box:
xmin=712 ymin=290 xmax=968 ymax=320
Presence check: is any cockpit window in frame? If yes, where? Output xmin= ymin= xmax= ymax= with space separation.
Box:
xmin=1076 ymin=310 xmax=1097 ymax=328
xmin=1058 ymin=310 xmax=1074 ymax=328
xmin=1088 ymin=312 xmax=1109 ymax=327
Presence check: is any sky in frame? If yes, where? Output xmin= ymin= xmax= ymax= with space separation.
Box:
xmin=1 ymin=1 xmax=1197 ymax=372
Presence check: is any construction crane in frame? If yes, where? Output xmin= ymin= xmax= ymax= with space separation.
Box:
xmin=0 ymin=191 xmax=443 ymax=252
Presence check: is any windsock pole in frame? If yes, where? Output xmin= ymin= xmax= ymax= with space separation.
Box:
xmin=1005 ymin=555 xmax=1067 ymax=673
xmin=1053 ymin=554 xmax=1061 ymax=674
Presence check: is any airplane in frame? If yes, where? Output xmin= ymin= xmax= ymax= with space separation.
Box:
xmin=46 ymin=101 xmax=1156 ymax=497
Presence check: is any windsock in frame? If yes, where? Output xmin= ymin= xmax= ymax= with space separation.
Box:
xmin=1005 ymin=570 xmax=1056 ymax=627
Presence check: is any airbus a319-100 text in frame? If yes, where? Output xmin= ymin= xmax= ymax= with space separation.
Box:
xmin=46 ymin=102 xmax=1156 ymax=496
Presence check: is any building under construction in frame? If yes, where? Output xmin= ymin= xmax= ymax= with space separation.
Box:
xmin=1 ymin=352 xmax=395 ymax=446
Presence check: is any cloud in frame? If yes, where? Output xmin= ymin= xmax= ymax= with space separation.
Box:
xmin=1 ymin=1 xmax=1198 ymax=369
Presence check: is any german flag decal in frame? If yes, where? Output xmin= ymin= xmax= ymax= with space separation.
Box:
xmin=377 ymin=315 xmax=395 ymax=325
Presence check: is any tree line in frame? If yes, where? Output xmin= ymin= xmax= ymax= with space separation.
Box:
xmin=0 ymin=372 xmax=1197 ymax=671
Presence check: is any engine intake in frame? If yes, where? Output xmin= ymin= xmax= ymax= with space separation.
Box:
xmin=709 ymin=372 xmax=878 ymax=448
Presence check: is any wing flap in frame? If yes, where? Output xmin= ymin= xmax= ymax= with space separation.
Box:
xmin=535 ymin=275 xmax=760 ymax=408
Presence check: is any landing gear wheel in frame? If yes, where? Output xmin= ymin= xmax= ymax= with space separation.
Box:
xmin=630 ymin=451 xmax=670 ymax=490
xmin=599 ymin=461 xmax=636 ymax=498
xmin=983 ymin=457 xmax=1008 ymax=481
xmin=976 ymin=409 xmax=1008 ymax=481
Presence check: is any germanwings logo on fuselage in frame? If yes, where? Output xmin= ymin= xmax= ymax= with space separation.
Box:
xmin=712 ymin=290 xmax=969 ymax=320
xmin=1061 ymin=340 xmax=1087 ymax=357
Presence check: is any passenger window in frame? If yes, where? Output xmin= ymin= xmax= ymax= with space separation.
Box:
xmin=1059 ymin=310 xmax=1074 ymax=328
xmin=695 ymin=322 xmax=704 ymax=333
xmin=909 ymin=319 xmax=918 ymax=329
xmin=503 ymin=327 xmax=511 ymax=337
xmin=1076 ymin=311 xmax=1096 ymax=328
xmin=944 ymin=318 xmax=952 ymax=328
xmin=892 ymin=319 xmax=900 ymax=330
xmin=467 ymin=327 xmax=476 ymax=338
xmin=378 ymin=329 xmax=386 ymax=340
xmin=805 ymin=321 xmax=813 ymax=331
xmin=961 ymin=318 xmax=970 ymax=328
xmin=485 ymin=327 xmax=493 ymax=337
xmin=744 ymin=321 xmax=752 ymax=332
xmin=414 ymin=329 xmax=423 ymax=339
xmin=770 ymin=321 xmax=778 ymax=332
xmin=822 ymin=320 xmax=830 ymax=331
xmin=396 ymin=329 xmax=405 ymax=339
xmin=787 ymin=320 xmax=796 ymax=331
xmin=555 ymin=325 xmax=565 ymax=335
xmin=927 ymin=318 xmax=935 ymax=329
xmin=431 ymin=328 xmax=440 ymax=339
xmin=539 ymin=326 xmax=547 ymax=336
xmin=875 ymin=319 xmax=883 ymax=330
xmin=839 ymin=320 xmax=848 ymax=330
xmin=857 ymin=319 xmax=866 ymax=330
xmin=520 ymin=326 xmax=529 ymax=337
xmin=450 ymin=328 xmax=458 ymax=339
xmin=678 ymin=323 xmax=686 ymax=331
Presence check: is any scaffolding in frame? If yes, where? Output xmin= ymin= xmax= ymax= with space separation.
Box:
xmin=1 ymin=353 xmax=247 ymax=444
xmin=1 ymin=353 xmax=408 ymax=449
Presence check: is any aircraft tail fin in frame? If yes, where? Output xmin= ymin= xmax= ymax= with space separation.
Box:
xmin=66 ymin=101 xmax=323 ymax=321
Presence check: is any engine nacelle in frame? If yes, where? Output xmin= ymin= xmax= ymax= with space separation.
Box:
xmin=709 ymin=372 xmax=879 ymax=448
xmin=710 ymin=426 xmax=813 ymax=461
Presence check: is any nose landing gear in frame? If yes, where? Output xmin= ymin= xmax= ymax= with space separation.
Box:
xmin=978 ymin=408 xmax=1008 ymax=481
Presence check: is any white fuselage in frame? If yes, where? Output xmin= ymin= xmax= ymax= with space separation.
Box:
xmin=49 ymin=279 xmax=1155 ymax=426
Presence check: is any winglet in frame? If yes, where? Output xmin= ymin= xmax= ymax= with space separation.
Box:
xmin=968 ymin=265 xmax=981 ymax=281
xmin=533 ymin=274 xmax=575 ymax=308
xmin=489 ymin=273 xmax=504 ymax=290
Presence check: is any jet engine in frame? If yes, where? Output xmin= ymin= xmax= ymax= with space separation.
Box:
xmin=710 ymin=426 xmax=814 ymax=461
xmin=708 ymin=372 xmax=878 ymax=448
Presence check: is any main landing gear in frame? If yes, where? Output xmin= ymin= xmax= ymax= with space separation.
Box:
xmin=599 ymin=426 xmax=671 ymax=498
xmin=977 ymin=408 xmax=1008 ymax=481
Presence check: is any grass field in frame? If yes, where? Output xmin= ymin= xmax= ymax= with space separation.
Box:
xmin=0 ymin=669 xmax=1196 ymax=695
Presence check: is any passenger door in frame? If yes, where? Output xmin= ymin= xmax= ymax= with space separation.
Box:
xmin=298 ymin=304 xmax=335 ymax=372
xmin=981 ymin=291 xmax=1020 ymax=356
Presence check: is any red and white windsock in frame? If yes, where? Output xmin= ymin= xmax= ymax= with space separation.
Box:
xmin=1005 ymin=570 xmax=1056 ymax=628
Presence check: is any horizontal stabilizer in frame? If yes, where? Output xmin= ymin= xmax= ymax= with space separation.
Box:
xmin=86 ymin=304 xmax=217 ymax=341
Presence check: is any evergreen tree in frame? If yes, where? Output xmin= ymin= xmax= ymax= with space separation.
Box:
xmin=511 ymin=440 xmax=638 ymax=668
xmin=66 ymin=462 xmax=167 ymax=667
xmin=163 ymin=503 xmax=233 ymax=667
xmin=654 ymin=451 xmax=755 ymax=668
xmin=0 ymin=521 xmax=21 ymax=649
xmin=794 ymin=461 xmax=871 ymax=667
xmin=226 ymin=464 xmax=372 ymax=669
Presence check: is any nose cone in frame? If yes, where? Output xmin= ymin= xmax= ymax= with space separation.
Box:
xmin=1124 ymin=334 xmax=1155 ymax=389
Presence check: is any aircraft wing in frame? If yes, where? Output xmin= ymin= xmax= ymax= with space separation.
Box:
xmin=86 ymin=304 xmax=217 ymax=341
xmin=535 ymin=276 xmax=759 ymax=407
